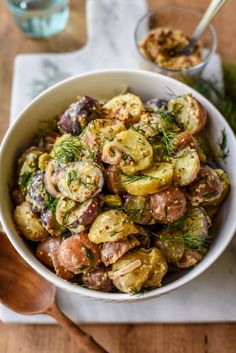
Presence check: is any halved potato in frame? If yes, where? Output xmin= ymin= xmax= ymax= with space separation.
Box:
xmin=168 ymin=94 xmax=207 ymax=134
xmin=187 ymin=167 xmax=229 ymax=206
xmin=110 ymin=248 xmax=167 ymax=294
xmin=103 ymin=93 xmax=144 ymax=124
xmin=102 ymin=130 xmax=153 ymax=175
xmin=81 ymin=119 xmax=126 ymax=156
xmin=121 ymin=162 xmax=173 ymax=195
xmin=88 ymin=210 xmax=138 ymax=243
xmin=172 ymin=147 xmax=200 ymax=186
xmin=14 ymin=201 xmax=49 ymax=241
xmin=56 ymin=161 xmax=104 ymax=203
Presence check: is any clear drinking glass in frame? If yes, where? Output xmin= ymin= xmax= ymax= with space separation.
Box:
xmin=134 ymin=5 xmax=217 ymax=85
xmin=6 ymin=0 xmax=70 ymax=38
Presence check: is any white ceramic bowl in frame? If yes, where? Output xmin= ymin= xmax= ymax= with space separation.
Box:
xmin=0 ymin=69 xmax=236 ymax=302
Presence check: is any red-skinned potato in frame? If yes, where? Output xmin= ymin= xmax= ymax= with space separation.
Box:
xmin=174 ymin=131 xmax=197 ymax=152
xmin=150 ymin=185 xmax=187 ymax=224
xmin=57 ymin=233 xmax=101 ymax=273
xmin=187 ymin=166 xmax=229 ymax=206
xmin=177 ymin=249 xmax=203 ymax=268
xmin=82 ymin=268 xmax=113 ymax=292
xmin=101 ymin=236 xmax=140 ymax=266
xmin=106 ymin=165 xmax=126 ymax=195
xmin=36 ymin=237 xmax=74 ymax=280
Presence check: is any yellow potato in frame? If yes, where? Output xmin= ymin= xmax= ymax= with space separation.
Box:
xmin=111 ymin=248 xmax=167 ymax=294
xmin=102 ymin=130 xmax=153 ymax=175
xmin=14 ymin=201 xmax=49 ymax=241
xmin=168 ymin=94 xmax=207 ymax=134
xmin=88 ymin=210 xmax=138 ymax=243
xmin=121 ymin=162 xmax=173 ymax=195
xmin=173 ymin=148 xmax=200 ymax=186
xmin=103 ymin=93 xmax=144 ymax=123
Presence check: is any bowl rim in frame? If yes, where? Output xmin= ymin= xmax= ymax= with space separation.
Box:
xmin=0 ymin=68 xmax=236 ymax=302
xmin=134 ymin=4 xmax=218 ymax=74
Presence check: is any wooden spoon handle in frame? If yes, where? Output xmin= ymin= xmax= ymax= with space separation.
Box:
xmin=47 ymin=303 xmax=108 ymax=353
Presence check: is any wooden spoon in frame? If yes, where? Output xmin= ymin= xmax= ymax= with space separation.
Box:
xmin=0 ymin=231 xmax=108 ymax=353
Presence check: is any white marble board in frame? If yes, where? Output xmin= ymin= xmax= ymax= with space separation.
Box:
xmin=1 ymin=0 xmax=236 ymax=324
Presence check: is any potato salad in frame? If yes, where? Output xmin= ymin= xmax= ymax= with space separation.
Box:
xmin=12 ymin=93 xmax=230 ymax=295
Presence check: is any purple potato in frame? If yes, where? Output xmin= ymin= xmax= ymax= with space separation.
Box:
xmin=40 ymin=208 xmax=65 ymax=236
xmin=82 ymin=268 xmax=113 ymax=292
xmin=146 ymin=98 xmax=167 ymax=111
xmin=58 ymin=96 xmax=102 ymax=135
xmin=26 ymin=171 xmax=48 ymax=212
xmin=67 ymin=197 xmax=101 ymax=231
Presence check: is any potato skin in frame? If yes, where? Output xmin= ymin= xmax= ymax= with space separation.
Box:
xmin=36 ymin=236 xmax=61 ymax=267
xmin=187 ymin=166 xmax=228 ymax=206
xmin=14 ymin=201 xmax=49 ymax=241
xmin=40 ymin=208 xmax=65 ymax=236
xmin=150 ymin=185 xmax=187 ymax=224
xmin=106 ymin=165 xmax=126 ymax=195
xmin=26 ymin=171 xmax=48 ymax=212
xmin=82 ymin=268 xmax=113 ymax=292
xmin=101 ymin=236 xmax=140 ymax=266
xmin=177 ymin=249 xmax=203 ymax=268
xmin=168 ymin=94 xmax=207 ymax=134
xmin=36 ymin=237 xmax=74 ymax=280
xmin=58 ymin=96 xmax=102 ymax=135
xmin=174 ymin=132 xmax=197 ymax=152
xmin=57 ymin=233 xmax=101 ymax=273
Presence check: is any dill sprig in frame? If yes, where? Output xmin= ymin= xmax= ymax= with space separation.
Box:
xmin=118 ymin=173 xmax=160 ymax=185
xmin=217 ymin=128 xmax=230 ymax=159
xmin=130 ymin=286 xmax=155 ymax=296
xmin=161 ymin=129 xmax=177 ymax=157
xmin=53 ymin=135 xmax=95 ymax=164
xmin=18 ymin=171 xmax=33 ymax=193
xmin=45 ymin=193 xmax=59 ymax=214
xmin=67 ymin=169 xmax=93 ymax=189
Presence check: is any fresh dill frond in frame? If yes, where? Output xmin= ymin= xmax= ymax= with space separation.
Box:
xmin=118 ymin=173 xmax=160 ymax=185
xmin=161 ymin=129 xmax=177 ymax=157
xmin=45 ymin=193 xmax=59 ymax=214
xmin=18 ymin=172 xmax=33 ymax=193
xmin=130 ymin=286 xmax=155 ymax=296
xmin=67 ymin=169 xmax=93 ymax=189
xmin=53 ymin=135 xmax=95 ymax=164
xmin=217 ymin=128 xmax=230 ymax=159
xmin=83 ymin=246 xmax=95 ymax=264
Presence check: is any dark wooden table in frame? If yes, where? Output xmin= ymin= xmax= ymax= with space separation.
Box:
xmin=1 ymin=1 xmax=236 ymax=352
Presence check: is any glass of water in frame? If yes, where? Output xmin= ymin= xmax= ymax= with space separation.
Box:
xmin=6 ymin=0 xmax=70 ymax=38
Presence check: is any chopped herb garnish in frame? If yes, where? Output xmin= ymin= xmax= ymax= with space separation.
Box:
xmin=118 ymin=173 xmax=160 ymax=185
xmin=53 ymin=135 xmax=95 ymax=164
xmin=45 ymin=193 xmax=59 ymax=214
xmin=84 ymin=246 xmax=95 ymax=262
xmin=18 ymin=172 xmax=33 ymax=193
xmin=130 ymin=286 xmax=155 ymax=296
xmin=67 ymin=169 xmax=93 ymax=189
